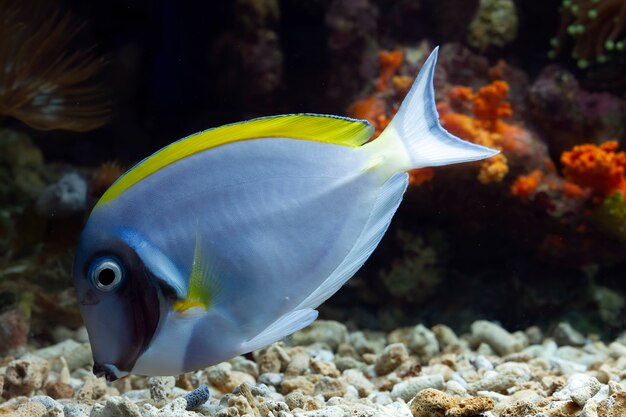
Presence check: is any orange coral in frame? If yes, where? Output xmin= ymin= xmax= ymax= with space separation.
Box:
xmin=347 ymin=97 xmax=386 ymax=125
xmin=511 ymin=170 xmax=543 ymax=198
xmin=472 ymin=81 xmax=513 ymax=132
xmin=91 ymin=161 xmax=125 ymax=197
xmin=376 ymin=50 xmax=403 ymax=92
xmin=408 ymin=168 xmax=434 ymax=187
xmin=561 ymin=141 xmax=626 ymax=197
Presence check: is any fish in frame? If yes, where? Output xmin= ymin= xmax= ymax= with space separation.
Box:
xmin=73 ymin=47 xmax=498 ymax=381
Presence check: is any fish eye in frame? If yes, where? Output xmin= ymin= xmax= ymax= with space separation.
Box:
xmin=89 ymin=258 xmax=124 ymax=292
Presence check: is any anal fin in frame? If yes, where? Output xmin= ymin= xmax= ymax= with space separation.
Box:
xmin=240 ymin=309 xmax=318 ymax=353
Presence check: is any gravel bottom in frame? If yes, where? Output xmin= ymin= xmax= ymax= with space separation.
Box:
xmin=1 ymin=320 xmax=626 ymax=417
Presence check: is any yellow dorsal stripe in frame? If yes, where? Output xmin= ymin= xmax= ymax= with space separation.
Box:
xmin=97 ymin=114 xmax=374 ymax=206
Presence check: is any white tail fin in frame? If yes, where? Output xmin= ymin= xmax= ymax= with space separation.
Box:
xmin=366 ymin=46 xmax=498 ymax=175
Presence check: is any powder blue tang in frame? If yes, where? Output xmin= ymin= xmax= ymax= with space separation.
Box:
xmin=73 ymin=48 xmax=497 ymax=380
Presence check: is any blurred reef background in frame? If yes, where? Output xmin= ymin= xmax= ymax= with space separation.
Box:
xmin=1 ymin=0 xmax=625 ymax=356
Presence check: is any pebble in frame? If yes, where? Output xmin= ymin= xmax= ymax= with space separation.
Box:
xmin=4 ymin=319 xmax=626 ymax=417
xmin=390 ymin=374 xmax=445 ymax=401
xmin=183 ymin=384 xmax=210 ymax=410
xmin=408 ymin=388 xmax=494 ymax=417
xmin=291 ymin=321 xmax=348 ymax=351
xmin=409 ymin=325 xmax=440 ymax=362
xmin=4 ymin=356 xmax=50 ymax=396
xmin=375 ymin=343 xmax=408 ymax=375
xmin=470 ymin=321 xmax=524 ymax=356
xmin=467 ymin=362 xmax=531 ymax=393
xmin=553 ymin=322 xmax=586 ymax=347
xmin=30 ymin=395 xmax=63 ymax=410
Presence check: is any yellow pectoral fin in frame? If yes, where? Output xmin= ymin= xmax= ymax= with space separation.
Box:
xmin=173 ymin=232 xmax=220 ymax=313
xmin=98 ymin=114 xmax=374 ymax=206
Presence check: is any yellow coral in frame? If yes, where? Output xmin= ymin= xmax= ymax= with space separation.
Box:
xmin=478 ymin=153 xmax=508 ymax=184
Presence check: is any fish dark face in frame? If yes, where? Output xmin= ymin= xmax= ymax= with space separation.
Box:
xmin=73 ymin=230 xmax=161 ymax=381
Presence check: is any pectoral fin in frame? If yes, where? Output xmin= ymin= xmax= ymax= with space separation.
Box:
xmin=173 ymin=231 xmax=221 ymax=312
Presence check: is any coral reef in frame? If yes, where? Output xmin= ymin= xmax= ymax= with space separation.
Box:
xmin=0 ymin=0 xmax=109 ymax=131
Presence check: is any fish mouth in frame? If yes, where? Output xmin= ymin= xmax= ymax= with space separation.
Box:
xmin=93 ymin=362 xmax=129 ymax=382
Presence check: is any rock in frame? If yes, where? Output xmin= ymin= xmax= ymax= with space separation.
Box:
xmin=230 ymin=357 xmax=259 ymax=379
xmin=431 ymin=325 xmax=461 ymax=351
xmin=148 ymin=376 xmax=175 ymax=403
xmin=334 ymin=356 xmax=366 ymax=372
xmin=310 ymin=359 xmax=340 ymax=377
xmin=349 ymin=331 xmax=385 ymax=355
xmin=467 ymin=362 xmax=531 ymax=393
xmin=554 ymin=374 xmax=602 ymax=404
xmin=75 ymin=374 xmax=108 ymax=401
xmin=184 ymin=384 xmax=211 ymax=410
xmin=553 ymin=322 xmax=586 ymax=347
xmin=341 ymin=369 xmax=374 ymax=397
xmin=36 ymin=173 xmax=87 ymax=218
xmin=0 ymin=307 xmax=30 ymax=355
xmin=285 ymin=347 xmax=310 ymax=377
xmin=258 ymin=372 xmax=284 ymax=387
xmin=30 ymin=395 xmax=62 ymax=410
xmin=285 ymin=390 xmax=322 ymax=411
xmin=408 ymin=388 xmax=457 ymax=417
xmin=598 ymin=392 xmax=626 ymax=417
xmin=281 ymin=376 xmax=316 ymax=395
xmin=63 ymin=404 xmax=90 ymax=417
xmin=4 ymin=356 xmax=50 ymax=396
xmin=44 ymin=380 xmax=74 ymax=399
xmin=12 ymin=401 xmax=47 ymax=417
xmin=390 ymin=374 xmax=445 ymax=402
xmin=470 ymin=321 xmax=523 ymax=356
xmin=408 ymin=388 xmax=494 ymax=417
xmin=375 ymin=343 xmax=409 ymax=375
xmin=90 ymin=396 xmax=142 ymax=417
xmin=293 ymin=405 xmax=345 ymax=417
xmin=473 ymin=355 xmax=494 ymax=371
xmin=409 ymin=325 xmax=440 ymax=362
xmin=291 ymin=321 xmax=348 ymax=351
xmin=314 ymin=376 xmax=347 ymax=400
xmin=143 ymin=397 xmax=198 ymax=417
xmin=258 ymin=343 xmax=291 ymax=373
xmin=0 ymin=128 xmax=46 ymax=203
xmin=581 ymin=385 xmax=609 ymax=417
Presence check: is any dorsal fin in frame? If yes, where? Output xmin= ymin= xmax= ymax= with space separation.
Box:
xmin=98 ymin=114 xmax=374 ymax=206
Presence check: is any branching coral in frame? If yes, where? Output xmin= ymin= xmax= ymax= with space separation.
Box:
xmin=561 ymin=141 xmax=626 ymax=197
xmin=438 ymin=81 xmax=516 ymax=183
xmin=0 ymin=1 xmax=109 ymax=131
xmin=550 ymin=0 xmax=626 ymax=68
